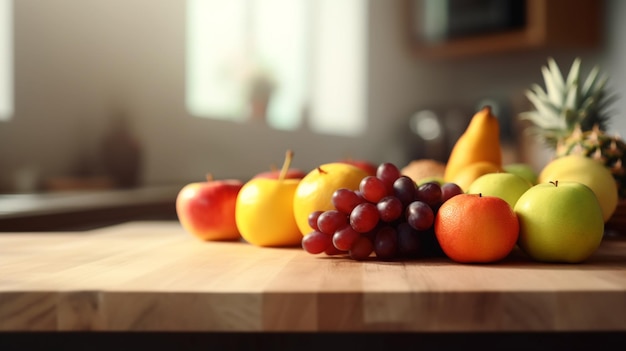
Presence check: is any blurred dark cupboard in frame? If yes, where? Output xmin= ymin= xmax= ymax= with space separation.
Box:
xmin=407 ymin=0 xmax=603 ymax=59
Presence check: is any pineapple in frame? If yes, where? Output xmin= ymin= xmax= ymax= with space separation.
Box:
xmin=556 ymin=124 xmax=626 ymax=198
xmin=521 ymin=57 xmax=626 ymax=198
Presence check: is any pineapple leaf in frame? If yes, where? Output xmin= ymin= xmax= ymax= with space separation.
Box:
xmin=524 ymin=90 xmax=562 ymax=126
xmin=565 ymin=57 xmax=582 ymax=87
xmin=593 ymin=73 xmax=610 ymax=96
xmin=563 ymin=82 xmax=579 ymax=112
xmin=564 ymin=58 xmax=581 ymax=112
xmin=529 ymin=83 xmax=549 ymax=101
xmin=563 ymin=110 xmax=579 ymax=129
xmin=542 ymin=63 xmax=563 ymax=107
xmin=602 ymin=93 xmax=620 ymax=112
xmin=547 ymin=57 xmax=565 ymax=90
xmin=581 ymin=65 xmax=601 ymax=96
xmin=519 ymin=109 xmax=563 ymax=130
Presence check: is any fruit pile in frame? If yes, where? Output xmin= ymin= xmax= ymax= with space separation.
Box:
xmin=301 ymin=162 xmax=463 ymax=260
xmin=175 ymin=57 xmax=624 ymax=265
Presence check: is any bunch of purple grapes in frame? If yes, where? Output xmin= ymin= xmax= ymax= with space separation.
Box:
xmin=301 ymin=162 xmax=464 ymax=260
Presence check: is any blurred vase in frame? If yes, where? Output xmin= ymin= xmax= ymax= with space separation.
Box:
xmin=101 ymin=113 xmax=142 ymax=188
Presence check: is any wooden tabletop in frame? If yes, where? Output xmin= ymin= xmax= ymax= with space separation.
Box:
xmin=1 ymin=221 xmax=626 ymax=332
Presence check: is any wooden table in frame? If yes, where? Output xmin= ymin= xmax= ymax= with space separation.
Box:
xmin=1 ymin=221 xmax=626 ymax=332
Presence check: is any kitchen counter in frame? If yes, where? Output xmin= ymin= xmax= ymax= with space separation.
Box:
xmin=0 ymin=186 xmax=180 ymax=231
xmin=1 ymin=220 xmax=626 ymax=332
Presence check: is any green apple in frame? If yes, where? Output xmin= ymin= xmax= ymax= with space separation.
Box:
xmin=514 ymin=181 xmax=605 ymax=263
xmin=503 ymin=163 xmax=538 ymax=185
xmin=538 ymin=154 xmax=618 ymax=222
xmin=466 ymin=172 xmax=532 ymax=209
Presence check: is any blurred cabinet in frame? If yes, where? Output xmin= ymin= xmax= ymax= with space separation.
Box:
xmin=406 ymin=0 xmax=603 ymax=59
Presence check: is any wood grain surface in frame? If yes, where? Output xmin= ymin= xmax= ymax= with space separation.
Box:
xmin=1 ymin=221 xmax=626 ymax=332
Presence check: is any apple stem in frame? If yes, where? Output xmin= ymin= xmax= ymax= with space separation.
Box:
xmin=278 ymin=149 xmax=294 ymax=181
xmin=550 ymin=180 xmax=558 ymax=187
xmin=206 ymin=173 xmax=214 ymax=182
xmin=318 ymin=167 xmax=327 ymax=174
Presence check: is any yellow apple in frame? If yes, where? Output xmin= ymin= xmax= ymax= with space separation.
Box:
xmin=293 ymin=162 xmax=369 ymax=236
xmin=235 ymin=150 xmax=302 ymax=247
xmin=538 ymin=155 xmax=618 ymax=222
xmin=235 ymin=177 xmax=302 ymax=247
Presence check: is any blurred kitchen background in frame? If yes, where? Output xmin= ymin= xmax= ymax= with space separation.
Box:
xmin=0 ymin=0 xmax=624 ymax=230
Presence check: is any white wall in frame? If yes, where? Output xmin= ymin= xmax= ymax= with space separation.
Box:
xmin=0 ymin=0 xmax=621 ymax=192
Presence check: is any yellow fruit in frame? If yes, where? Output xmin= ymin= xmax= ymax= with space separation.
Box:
xmin=293 ymin=163 xmax=369 ymax=235
xmin=236 ymin=177 xmax=302 ymax=247
xmin=451 ymin=161 xmax=502 ymax=192
xmin=538 ymin=154 xmax=618 ymax=222
xmin=444 ymin=106 xmax=502 ymax=182
xmin=235 ymin=150 xmax=303 ymax=247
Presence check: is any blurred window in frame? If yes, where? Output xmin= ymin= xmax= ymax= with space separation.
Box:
xmin=0 ymin=0 xmax=12 ymax=121
xmin=186 ymin=0 xmax=367 ymax=136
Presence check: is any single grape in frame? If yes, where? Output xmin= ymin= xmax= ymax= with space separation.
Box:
xmin=361 ymin=227 xmax=378 ymax=242
xmin=393 ymin=176 xmax=417 ymax=207
xmin=302 ymin=230 xmax=332 ymax=254
xmin=359 ymin=176 xmax=388 ymax=203
xmin=307 ymin=210 xmax=324 ymax=231
xmin=396 ymin=222 xmax=421 ymax=258
xmin=376 ymin=162 xmax=401 ymax=193
xmin=406 ymin=200 xmax=435 ymax=231
xmin=324 ymin=245 xmax=346 ymax=256
xmin=374 ymin=226 xmax=398 ymax=260
xmin=416 ymin=182 xmax=443 ymax=208
xmin=376 ymin=196 xmax=403 ymax=222
xmin=317 ymin=210 xmax=348 ymax=235
xmin=332 ymin=225 xmax=361 ymax=251
xmin=441 ymin=182 xmax=464 ymax=203
xmin=349 ymin=236 xmax=374 ymax=260
xmin=332 ymin=188 xmax=364 ymax=214
xmin=350 ymin=202 xmax=380 ymax=233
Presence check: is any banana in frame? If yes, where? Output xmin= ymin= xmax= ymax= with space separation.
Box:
xmin=444 ymin=106 xmax=502 ymax=182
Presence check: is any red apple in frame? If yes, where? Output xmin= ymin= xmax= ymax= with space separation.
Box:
xmin=339 ymin=159 xmax=377 ymax=176
xmin=176 ymin=174 xmax=243 ymax=241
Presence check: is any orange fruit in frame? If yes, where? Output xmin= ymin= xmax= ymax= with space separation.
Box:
xmin=293 ymin=163 xmax=369 ymax=235
xmin=434 ymin=193 xmax=519 ymax=263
